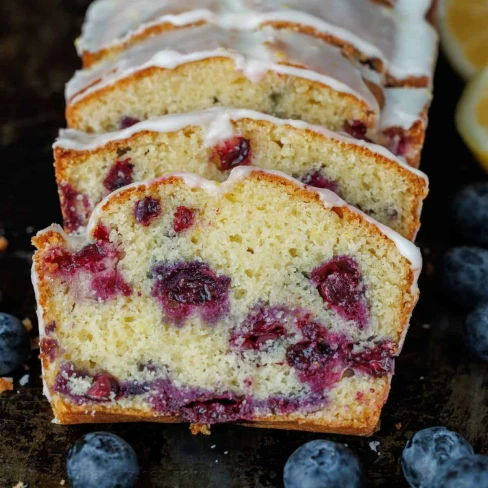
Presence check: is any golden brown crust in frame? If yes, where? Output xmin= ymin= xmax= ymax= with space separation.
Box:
xmin=0 ymin=236 xmax=8 ymax=252
xmin=53 ymin=410 xmax=378 ymax=436
xmin=190 ymin=423 xmax=211 ymax=435
xmin=0 ymin=377 xmax=14 ymax=394
xmin=32 ymin=228 xmax=69 ymax=251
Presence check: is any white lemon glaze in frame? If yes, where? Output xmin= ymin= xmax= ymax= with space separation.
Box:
xmin=381 ymin=87 xmax=432 ymax=130
xmin=67 ymin=24 xmax=380 ymax=117
xmin=77 ymin=0 xmax=437 ymax=82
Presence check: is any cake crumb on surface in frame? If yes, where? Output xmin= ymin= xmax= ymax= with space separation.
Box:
xmin=0 ymin=236 xmax=8 ymax=251
xmin=190 ymin=423 xmax=211 ymax=435
xmin=60 ymin=480 xmax=65 ymax=486
xmin=19 ymin=374 xmax=29 ymax=386
xmin=12 ymin=482 xmax=27 ymax=488
xmin=395 ymin=422 xmax=403 ymax=430
xmin=0 ymin=378 xmax=14 ymax=394
xmin=22 ymin=318 xmax=33 ymax=332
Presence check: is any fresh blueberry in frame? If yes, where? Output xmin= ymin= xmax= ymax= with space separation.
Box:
xmin=284 ymin=440 xmax=363 ymax=488
xmin=0 ymin=312 xmax=30 ymax=375
xmin=440 ymin=455 xmax=488 ymax=488
xmin=443 ymin=247 xmax=488 ymax=307
xmin=464 ymin=304 xmax=488 ymax=361
xmin=401 ymin=427 xmax=474 ymax=488
xmin=452 ymin=183 xmax=488 ymax=246
xmin=67 ymin=432 xmax=139 ymax=488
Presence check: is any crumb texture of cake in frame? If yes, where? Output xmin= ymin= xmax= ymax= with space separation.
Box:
xmin=66 ymin=24 xmax=382 ymax=134
xmin=32 ymin=168 xmax=421 ymax=434
xmin=54 ymin=108 xmax=428 ymax=239
xmin=77 ymin=0 xmax=437 ymax=88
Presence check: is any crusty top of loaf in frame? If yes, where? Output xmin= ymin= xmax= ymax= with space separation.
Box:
xmin=77 ymin=0 xmax=437 ymax=82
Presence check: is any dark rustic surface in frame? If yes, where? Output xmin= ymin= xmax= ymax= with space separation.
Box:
xmin=1 ymin=1 xmax=487 ymax=487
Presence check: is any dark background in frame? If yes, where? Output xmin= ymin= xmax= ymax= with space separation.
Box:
xmin=0 ymin=1 xmax=487 ymax=486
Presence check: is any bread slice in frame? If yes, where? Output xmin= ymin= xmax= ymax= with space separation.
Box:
xmin=66 ymin=24 xmax=382 ymax=134
xmin=32 ymin=167 xmax=421 ymax=434
xmin=77 ymin=0 xmax=438 ymax=88
xmin=54 ymin=108 xmax=428 ymax=239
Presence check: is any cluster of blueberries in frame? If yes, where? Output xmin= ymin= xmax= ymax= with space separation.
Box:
xmin=284 ymin=427 xmax=488 ymax=487
xmin=63 ymin=426 xmax=488 ymax=487
xmin=443 ymin=182 xmax=488 ymax=361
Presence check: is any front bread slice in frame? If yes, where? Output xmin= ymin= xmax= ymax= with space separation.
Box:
xmin=33 ymin=167 xmax=421 ymax=434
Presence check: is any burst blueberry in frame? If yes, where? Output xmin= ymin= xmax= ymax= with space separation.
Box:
xmin=151 ymin=261 xmax=230 ymax=325
xmin=300 ymin=170 xmax=339 ymax=193
xmin=344 ymin=120 xmax=369 ymax=141
xmin=443 ymin=247 xmax=488 ymax=307
xmin=439 ymin=455 xmax=488 ymax=488
xmin=134 ymin=196 xmax=162 ymax=226
xmin=283 ymin=440 xmax=364 ymax=488
xmin=66 ymin=432 xmax=139 ymax=488
xmin=464 ymin=304 xmax=488 ymax=361
xmin=401 ymin=427 xmax=474 ymax=488
xmin=211 ymin=136 xmax=252 ymax=170
xmin=452 ymin=183 xmax=488 ymax=246
xmin=0 ymin=313 xmax=30 ymax=375
xmin=311 ymin=256 xmax=369 ymax=329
